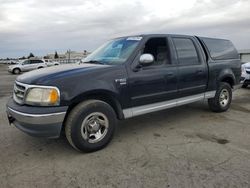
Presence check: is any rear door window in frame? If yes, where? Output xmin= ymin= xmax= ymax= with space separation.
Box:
xmin=37 ymin=60 xmax=44 ymax=64
xmin=173 ymin=38 xmax=200 ymax=65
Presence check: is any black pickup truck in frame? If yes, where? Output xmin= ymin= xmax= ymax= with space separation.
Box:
xmin=6 ymin=34 xmax=241 ymax=152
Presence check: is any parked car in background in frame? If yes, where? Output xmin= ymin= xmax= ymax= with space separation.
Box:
xmin=8 ymin=59 xmax=47 ymax=74
xmin=7 ymin=34 xmax=241 ymax=152
xmin=241 ymin=62 xmax=250 ymax=88
xmin=8 ymin=60 xmax=18 ymax=65
xmin=44 ymin=59 xmax=60 ymax=66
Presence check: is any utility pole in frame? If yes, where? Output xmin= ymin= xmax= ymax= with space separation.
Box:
xmin=67 ymin=49 xmax=71 ymax=64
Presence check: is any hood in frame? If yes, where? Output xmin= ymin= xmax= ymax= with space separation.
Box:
xmin=16 ymin=63 xmax=110 ymax=85
xmin=8 ymin=64 xmax=20 ymax=69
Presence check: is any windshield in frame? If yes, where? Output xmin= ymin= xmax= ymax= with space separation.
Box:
xmin=83 ymin=37 xmax=142 ymax=65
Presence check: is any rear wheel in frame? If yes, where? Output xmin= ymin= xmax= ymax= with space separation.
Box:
xmin=208 ymin=82 xmax=232 ymax=112
xmin=13 ymin=68 xmax=20 ymax=74
xmin=65 ymin=100 xmax=117 ymax=152
xmin=242 ymin=84 xmax=248 ymax=88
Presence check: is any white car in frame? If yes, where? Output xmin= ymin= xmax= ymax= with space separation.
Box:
xmin=241 ymin=62 xmax=250 ymax=88
xmin=8 ymin=59 xmax=47 ymax=74
xmin=44 ymin=59 xmax=60 ymax=67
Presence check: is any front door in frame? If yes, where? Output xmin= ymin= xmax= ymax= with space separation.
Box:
xmin=128 ymin=37 xmax=178 ymax=107
xmin=22 ymin=60 xmax=32 ymax=71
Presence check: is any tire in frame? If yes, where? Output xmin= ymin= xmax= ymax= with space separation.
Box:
xmin=13 ymin=68 xmax=21 ymax=74
xmin=242 ymin=84 xmax=248 ymax=88
xmin=208 ymin=82 xmax=232 ymax=112
xmin=37 ymin=67 xmax=43 ymax=69
xmin=65 ymin=100 xmax=117 ymax=152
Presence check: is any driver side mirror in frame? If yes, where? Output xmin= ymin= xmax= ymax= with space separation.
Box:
xmin=139 ymin=54 xmax=154 ymax=66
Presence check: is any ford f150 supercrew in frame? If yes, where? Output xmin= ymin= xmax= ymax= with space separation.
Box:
xmin=6 ymin=34 xmax=241 ymax=152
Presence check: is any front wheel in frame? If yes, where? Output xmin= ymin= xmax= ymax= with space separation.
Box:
xmin=13 ymin=68 xmax=21 ymax=74
xmin=65 ymin=100 xmax=117 ymax=152
xmin=208 ymin=82 xmax=232 ymax=112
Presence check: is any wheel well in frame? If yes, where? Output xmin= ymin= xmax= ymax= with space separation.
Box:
xmin=65 ymin=93 xmax=124 ymax=122
xmin=13 ymin=68 xmax=21 ymax=72
xmin=221 ymin=77 xmax=234 ymax=88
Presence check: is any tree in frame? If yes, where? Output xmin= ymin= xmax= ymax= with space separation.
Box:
xmin=28 ymin=53 xmax=35 ymax=59
xmin=19 ymin=56 xmax=26 ymax=60
xmin=54 ymin=51 xmax=59 ymax=59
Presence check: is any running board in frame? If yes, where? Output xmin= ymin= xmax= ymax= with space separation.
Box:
xmin=123 ymin=91 xmax=216 ymax=118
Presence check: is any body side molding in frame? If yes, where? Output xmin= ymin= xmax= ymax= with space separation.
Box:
xmin=123 ymin=91 xmax=216 ymax=118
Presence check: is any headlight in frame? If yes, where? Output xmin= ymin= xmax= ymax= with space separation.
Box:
xmin=242 ymin=66 xmax=246 ymax=74
xmin=25 ymin=87 xmax=60 ymax=106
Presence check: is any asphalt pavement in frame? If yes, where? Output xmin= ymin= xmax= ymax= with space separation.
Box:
xmin=1 ymin=64 xmax=250 ymax=188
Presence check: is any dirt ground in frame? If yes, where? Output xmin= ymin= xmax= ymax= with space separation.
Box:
xmin=0 ymin=64 xmax=250 ymax=188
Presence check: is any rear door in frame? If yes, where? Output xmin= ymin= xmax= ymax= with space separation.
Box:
xmin=36 ymin=60 xmax=45 ymax=68
xmin=171 ymin=36 xmax=208 ymax=97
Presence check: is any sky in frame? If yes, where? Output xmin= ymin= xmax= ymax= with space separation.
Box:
xmin=0 ymin=0 xmax=250 ymax=58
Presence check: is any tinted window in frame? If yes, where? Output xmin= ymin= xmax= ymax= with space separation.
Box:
xmin=143 ymin=37 xmax=170 ymax=66
xmin=173 ymin=38 xmax=199 ymax=65
xmin=31 ymin=60 xmax=43 ymax=64
xmin=200 ymin=37 xmax=239 ymax=60
xmin=37 ymin=60 xmax=43 ymax=63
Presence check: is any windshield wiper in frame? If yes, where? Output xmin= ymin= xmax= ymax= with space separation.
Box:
xmin=84 ymin=60 xmax=105 ymax=65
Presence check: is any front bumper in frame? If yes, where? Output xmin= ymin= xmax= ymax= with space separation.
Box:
xmin=6 ymin=98 xmax=68 ymax=138
xmin=243 ymin=79 xmax=250 ymax=85
xmin=240 ymin=76 xmax=250 ymax=86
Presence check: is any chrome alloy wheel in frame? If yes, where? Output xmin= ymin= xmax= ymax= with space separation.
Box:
xmin=219 ymin=89 xmax=230 ymax=107
xmin=81 ymin=112 xmax=109 ymax=143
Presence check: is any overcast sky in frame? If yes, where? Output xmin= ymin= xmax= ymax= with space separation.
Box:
xmin=0 ymin=0 xmax=249 ymax=58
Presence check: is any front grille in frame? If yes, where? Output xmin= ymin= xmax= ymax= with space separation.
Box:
xmin=13 ymin=81 xmax=27 ymax=104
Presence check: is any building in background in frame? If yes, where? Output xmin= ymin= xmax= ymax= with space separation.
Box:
xmin=0 ymin=50 xmax=91 ymax=64
xmin=239 ymin=49 xmax=250 ymax=63
xmin=46 ymin=50 xmax=91 ymax=64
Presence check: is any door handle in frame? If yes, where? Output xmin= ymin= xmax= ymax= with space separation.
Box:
xmin=196 ymin=70 xmax=203 ymax=74
xmin=166 ymin=73 xmax=174 ymax=78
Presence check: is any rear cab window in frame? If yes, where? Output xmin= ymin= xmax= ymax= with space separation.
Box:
xmin=199 ymin=37 xmax=239 ymax=60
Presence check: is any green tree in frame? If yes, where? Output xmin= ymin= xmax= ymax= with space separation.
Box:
xmin=28 ymin=53 xmax=35 ymax=59
xmin=54 ymin=51 xmax=59 ymax=59
xmin=19 ymin=56 xmax=26 ymax=60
